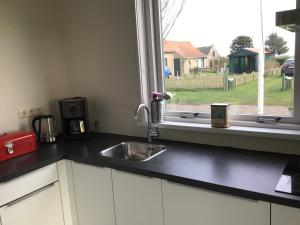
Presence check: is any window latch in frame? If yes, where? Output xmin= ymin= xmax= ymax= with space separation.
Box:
xmin=256 ymin=116 xmax=282 ymax=124
xmin=180 ymin=113 xmax=199 ymax=119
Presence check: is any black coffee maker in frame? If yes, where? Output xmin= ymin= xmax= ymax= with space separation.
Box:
xmin=59 ymin=97 xmax=90 ymax=139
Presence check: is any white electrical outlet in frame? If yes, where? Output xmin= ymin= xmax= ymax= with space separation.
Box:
xmin=18 ymin=109 xmax=27 ymax=119
xmin=18 ymin=107 xmax=42 ymax=119
xmin=28 ymin=108 xmax=35 ymax=116
xmin=35 ymin=107 xmax=41 ymax=114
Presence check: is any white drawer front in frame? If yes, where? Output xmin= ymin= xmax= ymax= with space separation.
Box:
xmin=0 ymin=163 xmax=58 ymax=206
xmin=0 ymin=182 xmax=64 ymax=225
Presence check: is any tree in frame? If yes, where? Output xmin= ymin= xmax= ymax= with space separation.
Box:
xmin=275 ymin=55 xmax=291 ymax=66
xmin=161 ymin=0 xmax=188 ymax=39
xmin=230 ymin=36 xmax=254 ymax=54
xmin=265 ymin=32 xmax=289 ymax=55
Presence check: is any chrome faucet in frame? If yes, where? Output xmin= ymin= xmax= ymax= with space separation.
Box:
xmin=135 ymin=104 xmax=159 ymax=143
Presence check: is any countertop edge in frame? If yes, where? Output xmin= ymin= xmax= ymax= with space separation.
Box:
xmin=69 ymin=157 xmax=300 ymax=209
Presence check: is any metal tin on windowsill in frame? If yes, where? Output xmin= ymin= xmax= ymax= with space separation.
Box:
xmin=211 ymin=103 xmax=231 ymax=128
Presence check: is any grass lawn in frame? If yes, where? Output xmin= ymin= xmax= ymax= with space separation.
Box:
xmin=167 ymin=76 xmax=293 ymax=106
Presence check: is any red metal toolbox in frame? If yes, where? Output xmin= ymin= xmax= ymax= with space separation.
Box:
xmin=0 ymin=131 xmax=37 ymax=162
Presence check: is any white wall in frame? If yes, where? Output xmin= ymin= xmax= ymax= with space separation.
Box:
xmin=0 ymin=0 xmax=71 ymax=133
xmin=159 ymin=129 xmax=300 ymax=155
xmin=62 ymin=0 xmax=144 ymax=136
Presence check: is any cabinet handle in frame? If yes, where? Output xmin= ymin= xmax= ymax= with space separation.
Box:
xmin=5 ymin=182 xmax=56 ymax=207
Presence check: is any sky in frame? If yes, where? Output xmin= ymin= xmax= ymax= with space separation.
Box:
xmin=165 ymin=0 xmax=296 ymax=56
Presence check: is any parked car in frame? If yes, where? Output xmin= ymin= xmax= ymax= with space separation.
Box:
xmin=281 ymin=59 xmax=294 ymax=76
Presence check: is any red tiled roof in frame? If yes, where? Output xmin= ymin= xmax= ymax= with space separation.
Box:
xmin=244 ymin=48 xmax=272 ymax=54
xmin=164 ymin=40 xmax=206 ymax=58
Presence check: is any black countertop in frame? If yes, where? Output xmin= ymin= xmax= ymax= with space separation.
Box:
xmin=1 ymin=132 xmax=300 ymax=208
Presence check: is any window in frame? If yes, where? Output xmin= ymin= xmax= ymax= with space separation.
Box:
xmin=135 ymin=0 xmax=300 ymax=128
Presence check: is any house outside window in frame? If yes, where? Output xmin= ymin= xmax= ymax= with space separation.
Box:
xmin=135 ymin=0 xmax=300 ymax=130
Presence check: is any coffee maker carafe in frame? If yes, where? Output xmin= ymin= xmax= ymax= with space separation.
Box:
xmin=59 ymin=97 xmax=90 ymax=139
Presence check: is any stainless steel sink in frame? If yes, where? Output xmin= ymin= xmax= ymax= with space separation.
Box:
xmin=99 ymin=142 xmax=166 ymax=162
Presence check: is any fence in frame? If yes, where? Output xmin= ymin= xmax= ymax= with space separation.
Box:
xmin=165 ymin=68 xmax=281 ymax=90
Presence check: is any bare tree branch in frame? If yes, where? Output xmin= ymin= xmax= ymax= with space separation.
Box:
xmin=161 ymin=0 xmax=169 ymax=21
xmin=161 ymin=0 xmax=188 ymax=39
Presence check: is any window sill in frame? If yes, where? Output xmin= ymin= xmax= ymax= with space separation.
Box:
xmin=157 ymin=121 xmax=300 ymax=141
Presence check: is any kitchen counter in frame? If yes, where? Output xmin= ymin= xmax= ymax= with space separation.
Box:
xmin=1 ymin=132 xmax=300 ymax=208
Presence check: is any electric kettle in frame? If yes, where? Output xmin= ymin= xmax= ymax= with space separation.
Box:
xmin=32 ymin=115 xmax=56 ymax=143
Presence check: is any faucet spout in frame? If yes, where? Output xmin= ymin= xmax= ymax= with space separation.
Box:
xmin=135 ymin=104 xmax=159 ymax=143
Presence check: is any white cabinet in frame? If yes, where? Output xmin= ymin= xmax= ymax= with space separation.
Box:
xmin=162 ymin=181 xmax=270 ymax=225
xmin=0 ymin=163 xmax=59 ymax=206
xmin=0 ymin=163 xmax=64 ymax=225
xmin=112 ymin=170 xmax=164 ymax=225
xmin=72 ymin=162 xmax=115 ymax=225
xmin=271 ymin=203 xmax=300 ymax=225
xmin=0 ymin=182 xmax=64 ymax=225
xmin=57 ymin=160 xmax=79 ymax=225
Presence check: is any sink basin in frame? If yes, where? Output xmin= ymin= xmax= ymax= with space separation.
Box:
xmin=99 ymin=142 xmax=166 ymax=162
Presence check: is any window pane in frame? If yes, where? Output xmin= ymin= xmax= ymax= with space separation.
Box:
xmin=161 ymin=0 xmax=295 ymax=117
xmin=262 ymin=0 xmax=295 ymax=116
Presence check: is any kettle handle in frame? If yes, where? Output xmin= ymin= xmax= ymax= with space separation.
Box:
xmin=32 ymin=116 xmax=42 ymax=140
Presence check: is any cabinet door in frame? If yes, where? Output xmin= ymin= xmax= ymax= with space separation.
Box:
xmin=112 ymin=170 xmax=164 ymax=225
xmin=0 ymin=182 xmax=64 ymax=225
xmin=72 ymin=162 xmax=115 ymax=225
xmin=272 ymin=203 xmax=300 ymax=225
xmin=162 ymin=181 xmax=270 ymax=225
xmin=57 ymin=160 xmax=79 ymax=225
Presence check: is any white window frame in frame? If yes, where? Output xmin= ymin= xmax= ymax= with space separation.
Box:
xmin=135 ymin=0 xmax=300 ymax=132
